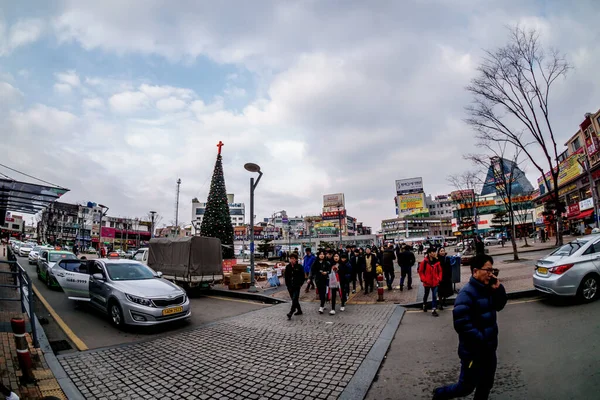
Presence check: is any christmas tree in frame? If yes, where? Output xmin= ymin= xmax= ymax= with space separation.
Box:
xmin=200 ymin=142 xmax=234 ymax=259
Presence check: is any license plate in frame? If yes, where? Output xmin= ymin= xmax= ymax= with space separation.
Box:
xmin=162 ymin=306 xmax=183 ymax=316
xmin=537 ymin=267 xmax=548 ymax=274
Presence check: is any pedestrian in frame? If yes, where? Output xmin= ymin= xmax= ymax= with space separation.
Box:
xmin=303 ymin=248 xmax=317 ymax=293
xmin=351 ymin=247 xmax=365 ymax=293
xmin=284 ymin=253 xmax=305 ymax=320
xmin=397 ymin=245 xmax=415 ymax=291
xmin=328 ymin=253 xmax=342 ymax=315
xmin=363 ymin=247 xmax=378 ymax=295
xmin=339 ymin=252 xmax=352 ymax=312
xmin=475 ymin=236 xmax=485 ymax=255
xmin=418 ymin=247 xmax=442 ymax=317
xmin=313 ymin=250 xmax=332 ymax=314
xmin=381 ymin=243 xmax=396 ymax=290
xmin=433 ymin=254 xmax=507 ymax=399
xmin=418 ymin=243 xmax=424 ymax=255
xmin=437 ymin=247 xmax=453 ymax=310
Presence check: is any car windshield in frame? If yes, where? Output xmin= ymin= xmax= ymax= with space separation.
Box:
xmin=133 ymin=252 xmax=144 ymax=261
xmin=105 ymin=263 xmax=155 ymax=281
xmin=32 ymin=247 xmax=41 ymax=252
xmin=49 ymin=253 xmax=77 ymax=262
xmin=549 ymin=240 xmax=588 ymax=257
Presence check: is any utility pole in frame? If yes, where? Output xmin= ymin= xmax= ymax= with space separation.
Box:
xmin=149 ymin=211 xmax=156 ymax=239
xmin=175 ymin=178 xmax=181 ymax=236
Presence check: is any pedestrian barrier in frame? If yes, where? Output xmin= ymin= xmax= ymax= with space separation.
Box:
xmin=0 ymin=246 xmax=39 ymax=347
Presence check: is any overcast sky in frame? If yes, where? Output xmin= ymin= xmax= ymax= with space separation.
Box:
xmin=1 ymin=0 xmax=599 ymax=230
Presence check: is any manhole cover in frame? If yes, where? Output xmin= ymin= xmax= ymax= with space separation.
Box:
xmin=49 ymin=340 xmax=72 ymax=353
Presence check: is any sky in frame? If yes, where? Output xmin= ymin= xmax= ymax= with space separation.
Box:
xmin=1 ymin=0 xmax=599 ymax=230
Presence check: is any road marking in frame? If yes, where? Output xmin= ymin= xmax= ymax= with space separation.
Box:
xmin=202 ymin=295 xmax=271 ymax=306
xmin=404 ymin=297 xmax=545 ymax=313
xmin=31 ymin=285 xmax=89 ymax=351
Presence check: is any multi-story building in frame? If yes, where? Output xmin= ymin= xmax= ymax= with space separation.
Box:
xmin=39 ymin=201 xmax=80 ymax=244
xmin=425 ymin=194 xmax=454 ymax=218
xmin=192 ymin=195 xmax=245 ymax=230
xmin=380 ymin=216 xmax=453 ymax=242
xmin=155 ymin=225 xmax=191 ymax=238
xmin=100 ymin=216 xmax=151 ymax=249
xmin=1 ymin=212 xmax=24 ymax=238
xmin=534 ymin=107 xmax=600 ymax=236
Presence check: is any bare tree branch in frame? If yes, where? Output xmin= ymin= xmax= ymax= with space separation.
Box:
xmin=465 ymin=25 xmax=570 ymax=245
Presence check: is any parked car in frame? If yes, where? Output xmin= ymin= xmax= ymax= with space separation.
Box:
xmin=18 ymin=243 xmax=34 ymax=257
xmin=533 ymin=235 xmax=600 ymax=302
xmin=37 ymin=250 xmax=78 ymax=288
xmin=53 ymin=258 xmax=191 ymax=328
xmin=484 ymin=237 xmax=500 ymax=246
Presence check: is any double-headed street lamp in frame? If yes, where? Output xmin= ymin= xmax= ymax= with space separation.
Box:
xmin=245 ymin=162 xmax=263 ymax=293
xmin=98 ymin=204 xmax=109 ymax=249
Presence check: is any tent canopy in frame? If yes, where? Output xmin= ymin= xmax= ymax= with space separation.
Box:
xmin=0 ymin=177 xmax=69 ymax=214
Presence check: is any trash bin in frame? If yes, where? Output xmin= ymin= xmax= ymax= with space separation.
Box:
xmin=450 ymin=255 xmax=461 ymax=284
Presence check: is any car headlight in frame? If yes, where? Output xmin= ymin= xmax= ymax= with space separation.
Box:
xmin=125 ymin=294 xmax=154 ymax=307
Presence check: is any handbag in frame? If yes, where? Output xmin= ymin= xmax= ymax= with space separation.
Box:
xmin=329 ymin=270 xmax=339 ymax=288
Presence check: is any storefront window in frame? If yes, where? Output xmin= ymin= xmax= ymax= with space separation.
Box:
xmin=566 ymin=191 xmax=580 ymax=205
xmin=582 ymin=187 xmax=592 ymax=200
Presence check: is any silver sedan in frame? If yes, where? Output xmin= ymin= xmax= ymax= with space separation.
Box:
xmin=53 ymin=258 xmax=191 ymax=328
xmin=533 ymin=235 xmax=600 ymax=302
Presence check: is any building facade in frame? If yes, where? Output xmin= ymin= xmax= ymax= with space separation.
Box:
xmin=381 ymin=216 xmax=453 ymax=242
xmin=425 ymin=194 xmax=454 ymax=218
xmin=100 ymin=216 xmax=151 ymax=249
xmin=1 ymin=212 xmax=24 ymax=238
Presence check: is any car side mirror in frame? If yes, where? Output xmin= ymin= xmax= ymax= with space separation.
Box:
xmin=92 ymin=273 xmax=105 ymax=281
xmin=156 ymin=271 xmax=163 ymax=278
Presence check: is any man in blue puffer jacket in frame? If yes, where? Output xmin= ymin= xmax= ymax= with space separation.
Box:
xmin=433 ymin=253 xmax=507 ymax=400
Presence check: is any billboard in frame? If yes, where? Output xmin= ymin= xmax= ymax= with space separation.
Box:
xmin=537 ymin=148 xmax=585 ymax=195
xmin=398 ymin=193 xmax=425 ymax=210
xmin=450 ymin=189 xmax=475 ymax=202
xmin=395 ymin=177 xmax=423 ymax=195
xmin=323 ymin=193 xmax=345 ymax=208
xmin=322 ymin=210 xmax=346 ymax=220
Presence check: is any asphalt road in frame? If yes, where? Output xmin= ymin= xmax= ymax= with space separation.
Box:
xmin=367 ymin=295 xmax=600 ymax=400
xmin=16 ymin=254 xmax=271 ymax=351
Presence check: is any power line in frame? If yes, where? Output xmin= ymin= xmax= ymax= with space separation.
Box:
xmin=0 ymin=163 xmax=63 ymax=188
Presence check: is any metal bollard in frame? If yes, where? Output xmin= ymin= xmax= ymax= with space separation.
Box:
xmin=10 ymin=318 xmax=35 ymax=384
xmin=376 ymin=274 xmax=384 ymax=302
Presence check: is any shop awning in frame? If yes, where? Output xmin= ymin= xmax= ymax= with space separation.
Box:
xmin=0 ymin=177 xmax=69 ymax=214
xmin=569 ymin=209 xmax=595 ymax=221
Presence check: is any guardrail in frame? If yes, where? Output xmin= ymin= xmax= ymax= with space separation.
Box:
xmin=0 ymin=246 xmax=38 ymax=347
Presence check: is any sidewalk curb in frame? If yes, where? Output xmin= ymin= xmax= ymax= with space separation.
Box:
xmin=208 ymin=288 xmax=288 ymax=304
xmin=488 ymin=245 xmax=556 ymax=257
xmin=402 ymin=289 xmax=539 ymax=309
xmin=339 ymin=305 xmax=405 ymax=400
xmin=23 ymin=295 xmax=84 ymax=400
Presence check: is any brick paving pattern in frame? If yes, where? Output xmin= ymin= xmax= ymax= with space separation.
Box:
xmin=59 ymin=303 xmax=397 ymax=399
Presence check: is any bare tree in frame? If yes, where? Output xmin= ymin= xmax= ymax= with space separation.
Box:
xmin=466 ymin=143 xmax=526 ymax=260
xmin=465 ymin=26 xmax=571 ymax=245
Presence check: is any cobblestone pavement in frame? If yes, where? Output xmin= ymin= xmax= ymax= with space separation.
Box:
xmin=58 ymin=303 xmax=397 ymax=399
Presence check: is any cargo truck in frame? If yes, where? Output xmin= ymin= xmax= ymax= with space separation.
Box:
xmin=133 ymin=236 xmax=223 ymax=289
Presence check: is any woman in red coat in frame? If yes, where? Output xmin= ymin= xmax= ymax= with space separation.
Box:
xmin=418 ymin=247 xmax=442 ymax=317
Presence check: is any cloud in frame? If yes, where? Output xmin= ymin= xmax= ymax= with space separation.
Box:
xmin=0 ymin=18 xmax=45 ymax=55
xmin=2 ymin=1 xmax=600 ymax=231
xmin=56 ymin=70 xmax=81 ymax=87
xmin=0 ymin=82 xmax=23 ymax=105
xmin=108 ymin=91 xmax=149 ymax=114
xmin=53 ymin=83 xmax=72 ymax=94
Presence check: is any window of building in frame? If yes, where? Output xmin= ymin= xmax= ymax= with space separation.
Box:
xmin=12 ymin=224 xmax=19 ymax=230
xmin=110 ymin=222 xmax=115 ymax=228
xmin=572 ymin=137 xmax=582 ymax=152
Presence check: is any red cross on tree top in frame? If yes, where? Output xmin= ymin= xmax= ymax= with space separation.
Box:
xmin=217 ymin=141 xmax=224 ymax=155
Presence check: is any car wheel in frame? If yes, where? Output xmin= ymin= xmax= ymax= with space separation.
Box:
xmin=36 ymin=266 xmax=41 ymax=279
xmin=45 ymin=273 xmax=52 ymax=288
xmin=577 ymin=274 xmax=599 ymax=303
xmin=109 ymin=301 xmax=125 ymax=328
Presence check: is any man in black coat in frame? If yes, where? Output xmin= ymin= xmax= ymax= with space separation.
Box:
xmin=433 ymin=253 xmax=507 ymax=399
xmin=396 ymin=245 xmax=416 ymax=291
xmin=381 ymin=243 xmax=396 ymax=290
xmin=284 ymin=253 xmax=306 ymax=320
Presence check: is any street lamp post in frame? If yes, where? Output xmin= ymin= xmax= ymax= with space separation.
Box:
xmin=98 ymin=204 xmax=109 ymax=250
xmin=149 ymin=211 xmax=156 ymax=238
xmin=244 ymin=163 xmax=263 ymax=293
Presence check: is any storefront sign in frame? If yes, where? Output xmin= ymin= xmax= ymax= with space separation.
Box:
xmin=450 ymin=190 xmax=475 ymax=201
xmin=579 ymin=197 xmax=594 ymax=211
xmin=558 ymin=183 xmax=578 ymax=197
xmin=568 ymin=203 xmax=581 ymax=217
xmin=222 ymin=259 xmax=237 ymax=273
xmin=458 ymin=200 xmax=496 ymax=209
xmin=322 ymin=210 xmax=346 ymax=220
xmin=395 ymin=177 xmax=423 ymax=195
xmin=585 ymin=135 xmax=600 ymax=157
